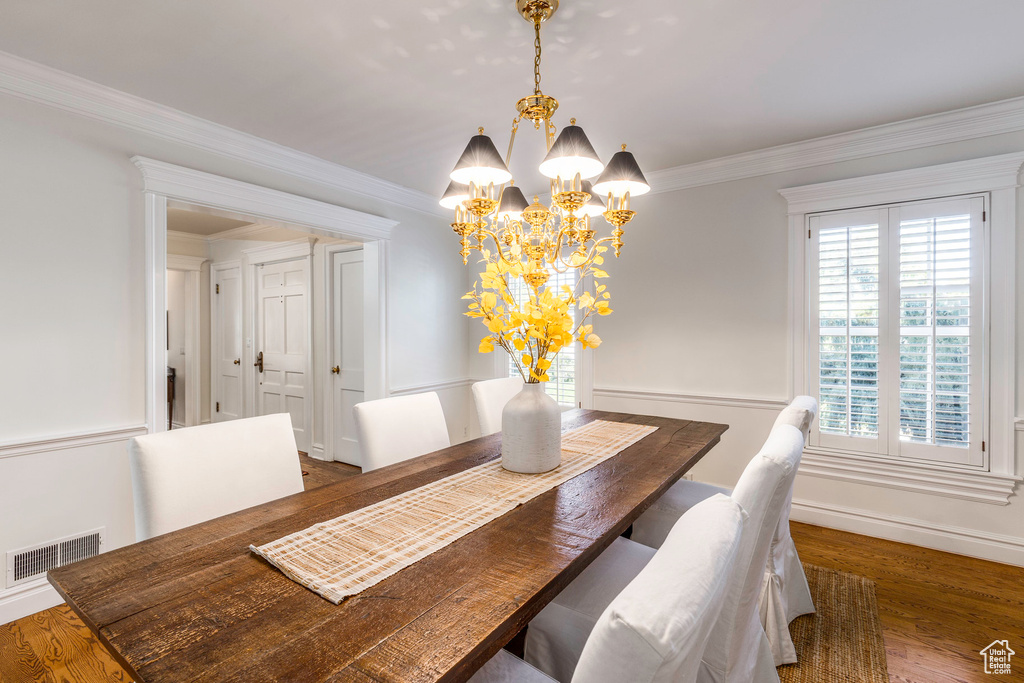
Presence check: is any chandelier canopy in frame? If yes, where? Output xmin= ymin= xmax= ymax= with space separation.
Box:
xmin=440 ymin=0 xmax=649 ymax=277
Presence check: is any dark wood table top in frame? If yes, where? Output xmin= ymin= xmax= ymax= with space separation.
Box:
xmin=49 ymin=409 xmax=727 ymax=683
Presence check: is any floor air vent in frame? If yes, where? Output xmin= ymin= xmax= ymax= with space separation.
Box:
xmin=6 ymin=528 xmax=105 ymax=588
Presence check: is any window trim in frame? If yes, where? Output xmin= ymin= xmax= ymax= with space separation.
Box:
xmin=808 ymin=197 xmax=986 ymax=467
xmin=781 ymin=152 xmax=1024 ymax=503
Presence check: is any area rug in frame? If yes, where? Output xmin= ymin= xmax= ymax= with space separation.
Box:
xmin=778 ymin=564 xmax=889 ymax=683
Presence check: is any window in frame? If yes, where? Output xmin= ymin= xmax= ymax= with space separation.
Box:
xmin=808 ymin=197 xmax=984 ymax=466
xmin=506 ymin=266 xmax=581 ymax=408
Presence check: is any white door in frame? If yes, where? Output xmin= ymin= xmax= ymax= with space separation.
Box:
xmin=212 ymin=264 xmax=243 ymax=422
xmin=255 ymin=258 xmax=310 ymax=452
xmin=332 ymin=249 xmax=364 ymax=465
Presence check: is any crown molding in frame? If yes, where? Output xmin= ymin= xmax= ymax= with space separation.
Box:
xmin=205 ymin=223 xmax=279 ymax=242
xmin=133 ymin=156 xmax=398 ymax=241
xmin=166 ymin=254 xmax=207 ymax=271
xmin=0 ymin=50 xmax=445 ymax=217
xmin=648 ymin=96 xmax=1024 ymax=194
xmin=166 ymin=229 xmax=208 ymax=244
xmin=242 ymin=238 xmax=316 ymax=264
xmin=778 ymin=151 xmax=1024 ymax=215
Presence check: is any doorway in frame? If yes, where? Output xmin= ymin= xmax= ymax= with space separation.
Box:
xmin=139 ymin=156 xmax=396 ymax=465
xmin=252 ymin=247 xmax=311 ymax=452
xmin=327 ymin=247 xmax=364 ymax=465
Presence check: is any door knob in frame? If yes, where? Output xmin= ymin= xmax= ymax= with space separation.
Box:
xmin=233 ymin=358 xmax=241 ymax=365
xmin=331 ymin=366 xmax=340 ymax=374
xmin=254 ymin=351 xmax=264 ymax=373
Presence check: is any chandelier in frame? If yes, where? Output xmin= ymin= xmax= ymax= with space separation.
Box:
xmin=439 ymin=0 xmax=649 ymax=279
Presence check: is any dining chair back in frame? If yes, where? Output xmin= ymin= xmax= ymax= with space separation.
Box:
xmin=473 ymin=494 xmax=744 ymax=683
xmin=760 ymin=395 xmax=818 ymax=663
xmin=128 ymin=413 xmax=303 ymax=541
xmin=572 ymin=494 xmax=744 ymax=683
xmin=472 ymin=377 xmax=523 ymax=436
xmin=354 ymin=392 xmax=450 ymax=472
xmin=700 ymin=424 xmax=803 ymax=683
xmin=629 ymin=396 xmax=818 ymax=666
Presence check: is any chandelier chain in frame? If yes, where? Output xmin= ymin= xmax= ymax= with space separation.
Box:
xmin=533 ymin=19 xmax=543 ymax=95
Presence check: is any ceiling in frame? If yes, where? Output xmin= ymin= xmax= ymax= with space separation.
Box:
xmin=3 ymin=0 xmax=1024 ymax=198
xmin=167 ymin=208 xmax=252 ymax=236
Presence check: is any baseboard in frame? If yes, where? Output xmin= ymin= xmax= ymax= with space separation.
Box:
xmin=0 ymin=577 xmax=62 ymax=626
xmin=790 ymin=499 xmax=1024 ymax=567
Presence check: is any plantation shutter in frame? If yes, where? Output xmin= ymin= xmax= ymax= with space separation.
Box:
xmin=890 ymin=197 xmax=984 ymax=466
xmin=808 ymin=196 xmax=984 ymax=466
xmin=810 ymin=209 xmax=887 ymax=454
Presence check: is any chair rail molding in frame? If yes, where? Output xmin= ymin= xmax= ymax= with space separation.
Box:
xmin=389 ymin=377 xmax=479 ymax=397
xmin=647 ymin=96 xmax=1024 ymax=194
xmin=0 ymin=425 xmax=149 ymax=460
xmin=0 ymin=50 xmax=443 ymax=217
xmin=591 ymin=387 xmax=789 ymax=412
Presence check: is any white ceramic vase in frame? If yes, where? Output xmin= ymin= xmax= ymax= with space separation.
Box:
xmin=501 ymin=381 xmax=562 ymax=473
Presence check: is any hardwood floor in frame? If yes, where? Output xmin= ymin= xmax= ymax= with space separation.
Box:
xmin=299 ymin=452 xmax=360 ymax=489
xmin=2 ymin=475 xmax=1021 ymax=683
xmin=0 ymin=603 xmax=128 ymax=683
xmin=790 ymin=521 xmax=1024 ymax=683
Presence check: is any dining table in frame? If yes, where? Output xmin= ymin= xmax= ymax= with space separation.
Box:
xmin=48 ymin=409 xmax=728 ymax=683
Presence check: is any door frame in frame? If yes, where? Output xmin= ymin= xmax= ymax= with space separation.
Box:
xmin=323 ymin=243 xmax=366 ymax=462
xmin=210 ymin=259 xmax=241 ymax=423
xmin=244 ymin=239 xmax=316 ymax=452
xmin=166 ymin=254 xmax=206 ymax=427
xmin=136 ymin=156 xmax=397 ymax=435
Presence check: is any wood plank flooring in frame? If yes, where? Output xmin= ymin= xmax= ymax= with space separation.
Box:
xmin=1 ymin=453 xmax=1021 ymax=683
xmin=790 ymin=521 xmax=1024 ymax=683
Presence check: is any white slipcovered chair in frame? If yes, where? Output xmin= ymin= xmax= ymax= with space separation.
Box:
xmin=471 ymin=377 xmax=523 ymax=436
xmin=526 ymin=425 xmax=804 ymax=683
xmin=470 ymin=494 xmax=745 ymax=683
xmin=128 ymin=413 xmax=304 ymax=541
xmin=631 ymin=396 xmax=817 ymax=665
xmin=353 ymin=392 xmax=450 ymax=472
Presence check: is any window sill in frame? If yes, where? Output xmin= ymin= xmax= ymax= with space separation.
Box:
xmin=800 ymin=448 xmax=1021 ymax=505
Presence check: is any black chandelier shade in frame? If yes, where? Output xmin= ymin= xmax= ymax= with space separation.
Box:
xmin=592 ymin=148 xmax=651 ymax=198
xmin=449 ymin=132 xmax=513 ymax=186
xmin=538 ymin=123 xmax=604 ymax=180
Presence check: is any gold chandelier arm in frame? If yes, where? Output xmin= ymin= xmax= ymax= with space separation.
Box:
xmin=505 ymin=115 xmax=522 ymax=169
xmin=474 ymin=227 xmax=520 ymax=266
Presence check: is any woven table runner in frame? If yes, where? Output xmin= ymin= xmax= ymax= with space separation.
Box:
xmin=251 ymin=419 xmax=657 ymax=604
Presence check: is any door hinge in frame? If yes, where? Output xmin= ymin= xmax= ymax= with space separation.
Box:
xmin=808 ymin=229 xmax=811 ymax=238
xmin=982 ymin=210 xmax=986 ymax=222
xmin=216 ymin=283 xmax=220 ymax=294
xmin=216 ymin=401 xmax=220 ymax=412
xmin=982 ymin=440 xmax=985 ymax=452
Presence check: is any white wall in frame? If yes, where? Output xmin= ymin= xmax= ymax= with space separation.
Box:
xmin=0 ymin=91 xmax=470 ymax=622
xmin=593 ymin=130 xmax=1024 ymax=565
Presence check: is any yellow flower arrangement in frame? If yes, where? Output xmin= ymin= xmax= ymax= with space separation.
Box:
xmin=463 ymin=246 xmax=612 ymax=382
